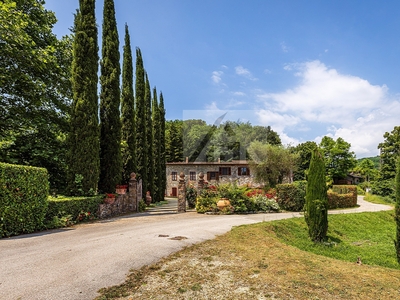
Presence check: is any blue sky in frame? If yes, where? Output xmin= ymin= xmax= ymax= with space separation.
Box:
xmin=44 ymin=0 xmax=400 ymax=158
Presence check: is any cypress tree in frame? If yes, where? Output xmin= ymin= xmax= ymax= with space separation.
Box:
xmin=121 ymin=24 xmax=135 ymax=183
xmin=304 ymin=147 xmax=328 ymax=242
xmin=159 ymin=92 xmax=166 ymax=201
xmin=135 ymin=48 xmax=147 ymax=197
xmin=99 ymin=0 xmax=121 ymax=193
xmin=395 ymin=157 xmax=400 ymax=263
xmin=67 ymin=0 xmax=100 ymax=196
xmin=145 ymin=73 xmax=153 ymax=197
xmin=151 ymin=87 xmax=160 ymax=202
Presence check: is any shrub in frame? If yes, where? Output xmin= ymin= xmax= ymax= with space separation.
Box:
xmin=196 ymin=196 xmax=219 ymax=213
xmin=44 ymin=195 xmax=104 ymax=228
xmin=186 ymin=185 xmax=197 ymax=209
xmin=0 ymin=163 xmax=49 ymax=237
xmin=276 ymin=181 xmax=306 ymax=211
xmin=371 ymin=179 xmax=395 ymax=200
xmin=328 ymin=185 xmax=357 ymax=209
xmin=251 ymin=194 xmax=280 ymax=212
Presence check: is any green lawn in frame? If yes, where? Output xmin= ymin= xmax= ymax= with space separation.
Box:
xmin=266 ymin=209 xmax=398 ymax=269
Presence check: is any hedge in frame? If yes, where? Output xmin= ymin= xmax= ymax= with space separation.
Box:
xmin=276 ymin=181 xmax=306 ymax=211
xmin=275 ymin=182 xmax=358 ymax=211
xmin=45 ymin=195 xmax=104 ymax=227
xmin=0 ymin=163 xmax=49 ymax=238
xmin=328 ymin=185 xmax=357 ymax=209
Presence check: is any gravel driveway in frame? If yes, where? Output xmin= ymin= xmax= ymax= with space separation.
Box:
xmin=0 ymin=197 xmax=391 ymax=300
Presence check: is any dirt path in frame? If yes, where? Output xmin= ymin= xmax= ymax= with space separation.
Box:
xmin=0 ymin=197 xmax=391 ymax=300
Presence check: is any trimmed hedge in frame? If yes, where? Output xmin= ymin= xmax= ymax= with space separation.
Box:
xmin=276 ymin=181 xmax=306 ymax=211
xmin=275 ymin=182 xmax=358 ymax=211
xmin=45 ymin=195 xmax=104 ymax=226
xmin=328 ymin=185 xmax=357 ymax=209
xmin=0 ymin=163 xmax=49 ymax=237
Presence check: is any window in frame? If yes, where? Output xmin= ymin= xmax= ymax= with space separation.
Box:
xmin=238 ymin=167 xmax=250 ymax=176
xmin=219 ymin=167 xmax=231 ymax=176
xmin=171 ymin=171 xmax=177 ymax=181
xmin=190 ymin=171 xmax=196 ymax=181
xmin=207 ymin=171 xmax=219 ymax=181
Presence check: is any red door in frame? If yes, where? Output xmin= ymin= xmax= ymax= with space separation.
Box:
xmin=172 ymin=187 xmax=177 ymax=197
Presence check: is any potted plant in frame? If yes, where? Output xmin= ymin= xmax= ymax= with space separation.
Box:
xmin=104 ymin=193 xmax=116 ymax=204
xmin=116 ymin=185 xmax=128 ymax=194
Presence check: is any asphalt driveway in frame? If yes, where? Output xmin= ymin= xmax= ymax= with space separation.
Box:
xmin=0 ymin=197 xmax=392 ymax=300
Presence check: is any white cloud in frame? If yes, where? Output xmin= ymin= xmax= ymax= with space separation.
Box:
xmin=211 ymin=71 xmax=223 ymax=84
xmin=256 ymin=60 xmax=399 ymax=157
xmin=281 ymin=42 xmax=289 ymax=53
xmin=232 ymin=91 xmax=246 ymax=96
xmin=264 ymin=69 xmax=272 ymax=74
xmin=235 ymin=66 xmax=257 ymax=81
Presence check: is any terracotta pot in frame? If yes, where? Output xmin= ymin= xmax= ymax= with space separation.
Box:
xmin=116 ymin=188 xmax=127 ymax=194
xmin=104 ymin=197 xmax=115 ymax=205
xmin=217 ymin=198 xmax=231 ymax=210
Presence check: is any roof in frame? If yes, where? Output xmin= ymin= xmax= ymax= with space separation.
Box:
xmin=166 ymin=160 xmax=249 ymax=166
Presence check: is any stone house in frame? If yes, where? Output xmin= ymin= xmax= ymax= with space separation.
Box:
xmin=166 ymin=159 xmax=255 ymax=197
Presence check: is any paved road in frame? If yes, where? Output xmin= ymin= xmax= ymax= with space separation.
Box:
xmin=0 ymin=197 xmax=392 ymax=300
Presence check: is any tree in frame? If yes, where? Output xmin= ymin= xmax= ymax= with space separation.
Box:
xmin=98 ymin=0 xmax=121 ymax=193
xmin=152 ymin=87 xmax=160 ymax=202
xmin=378 ymin=126 xmax=400 ymax=180
xmin=304 ymin=147 xmax=328 ymax=242
xmin=292 ymin=141 xmax=318 ymax=181
xmin=0 ymin=1 xmax=73 ymax=191
xmin=159 ymin=92 xmax=166 ymax=200
xmin=67 ymin=0 xmax=100 ymax=195
xmin=165 ymin=120 xmax=183 ymax=162
xmin=319 ymin=136 xmax=356 ymax=184
xmin=354 ymin=158 xmax=378 ymax=183
xmin=135 ymin=48 xmax=147 ymax=197
xmin=248 ymin=141 xmax=298 ymax=188
xmin=145 ymin=73 xmax=153 ymax=196
xmin=120 ymin=24 xmax=135 ymax=183
xmin=395 ymin=157 xmax=400 ymax=263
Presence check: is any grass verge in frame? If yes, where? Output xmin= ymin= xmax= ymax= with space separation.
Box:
xmin=96 ymin=210 xmax=400 ymax=300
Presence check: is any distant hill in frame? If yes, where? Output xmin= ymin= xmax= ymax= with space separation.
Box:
xmin=357 ymin=156 xmax=380 ymax=169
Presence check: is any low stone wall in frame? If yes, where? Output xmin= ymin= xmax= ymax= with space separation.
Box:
xmin=98 ymin=193 xmax=137 ymax=219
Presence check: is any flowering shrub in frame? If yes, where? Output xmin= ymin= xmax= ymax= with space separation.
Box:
xmin=105 ymin=193 xmax=116 ymax=198
xmin=116 ymin=185 xmax=128 ymax=189
xmin=251 ymin=194 xmax=280 ymax=212
xmin=76 ymin=211 xmax=95 ymax=222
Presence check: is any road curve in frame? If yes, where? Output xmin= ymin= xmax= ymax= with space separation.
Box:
xmin=0 ymin=196 xmax=392 ymax=300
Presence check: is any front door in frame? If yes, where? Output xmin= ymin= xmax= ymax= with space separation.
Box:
xmin=171 ymin=187 xmax=177 ymax=197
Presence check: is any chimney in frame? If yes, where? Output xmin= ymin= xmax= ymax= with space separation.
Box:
xmin=185 ymin=157 xmax=189 ymax=163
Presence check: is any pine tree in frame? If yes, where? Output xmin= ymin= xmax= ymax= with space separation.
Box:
xmin=135 ymin=48 xmax=147 ymax=197
xmin=120 ymin=24 xmax=135 ymax=183
xmin=395 ymin=157 xmax=400 ymax=263
xmin=67 ymin=0 xmax=100 ymax=196
xmin=152 ymin=87 xmax=160 ymax=202
xmin=99 ymin=0 xmax=121 ymax=193
xmin=159 ymin=92 xmax=166 ymax=201
xmin=304 ymin=147 xmax=328 ymax=242
xmin=145 ymin=73 xmax=154 ymax=197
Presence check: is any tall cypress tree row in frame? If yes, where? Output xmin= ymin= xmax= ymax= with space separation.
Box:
xmin=152 ymin=87 xmax=161 ymax=202
xmin=159 ymin=92 xmax=166 ymax=201
xmin=99 ymin=0 xmax=121 ymax=193
xmin=305 ymin=147 xmax=328 ymax=242
xmin=135 ymin=48 xmax=147 ymax=197
xmin=145 ymin=73 xmax=153 ymax=197
xmin=120 ymin=24 xmax=135 ymax=183
xmin=395 ymin=157 xmax=400 ymax=263
xmin=67 ymin=0 xmax=100 ymax=196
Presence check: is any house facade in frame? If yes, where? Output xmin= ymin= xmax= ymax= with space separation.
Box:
xmin=166 ymin=159 xmax=255 ymax=197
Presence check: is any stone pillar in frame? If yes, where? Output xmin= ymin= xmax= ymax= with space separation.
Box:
xmin=178 ymin=172 xmax=186 ymax=213
xmin=129 ymin=172 xmax=137 ymax=212
xmin=197 ymin=172 xmax=205 ymax=196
